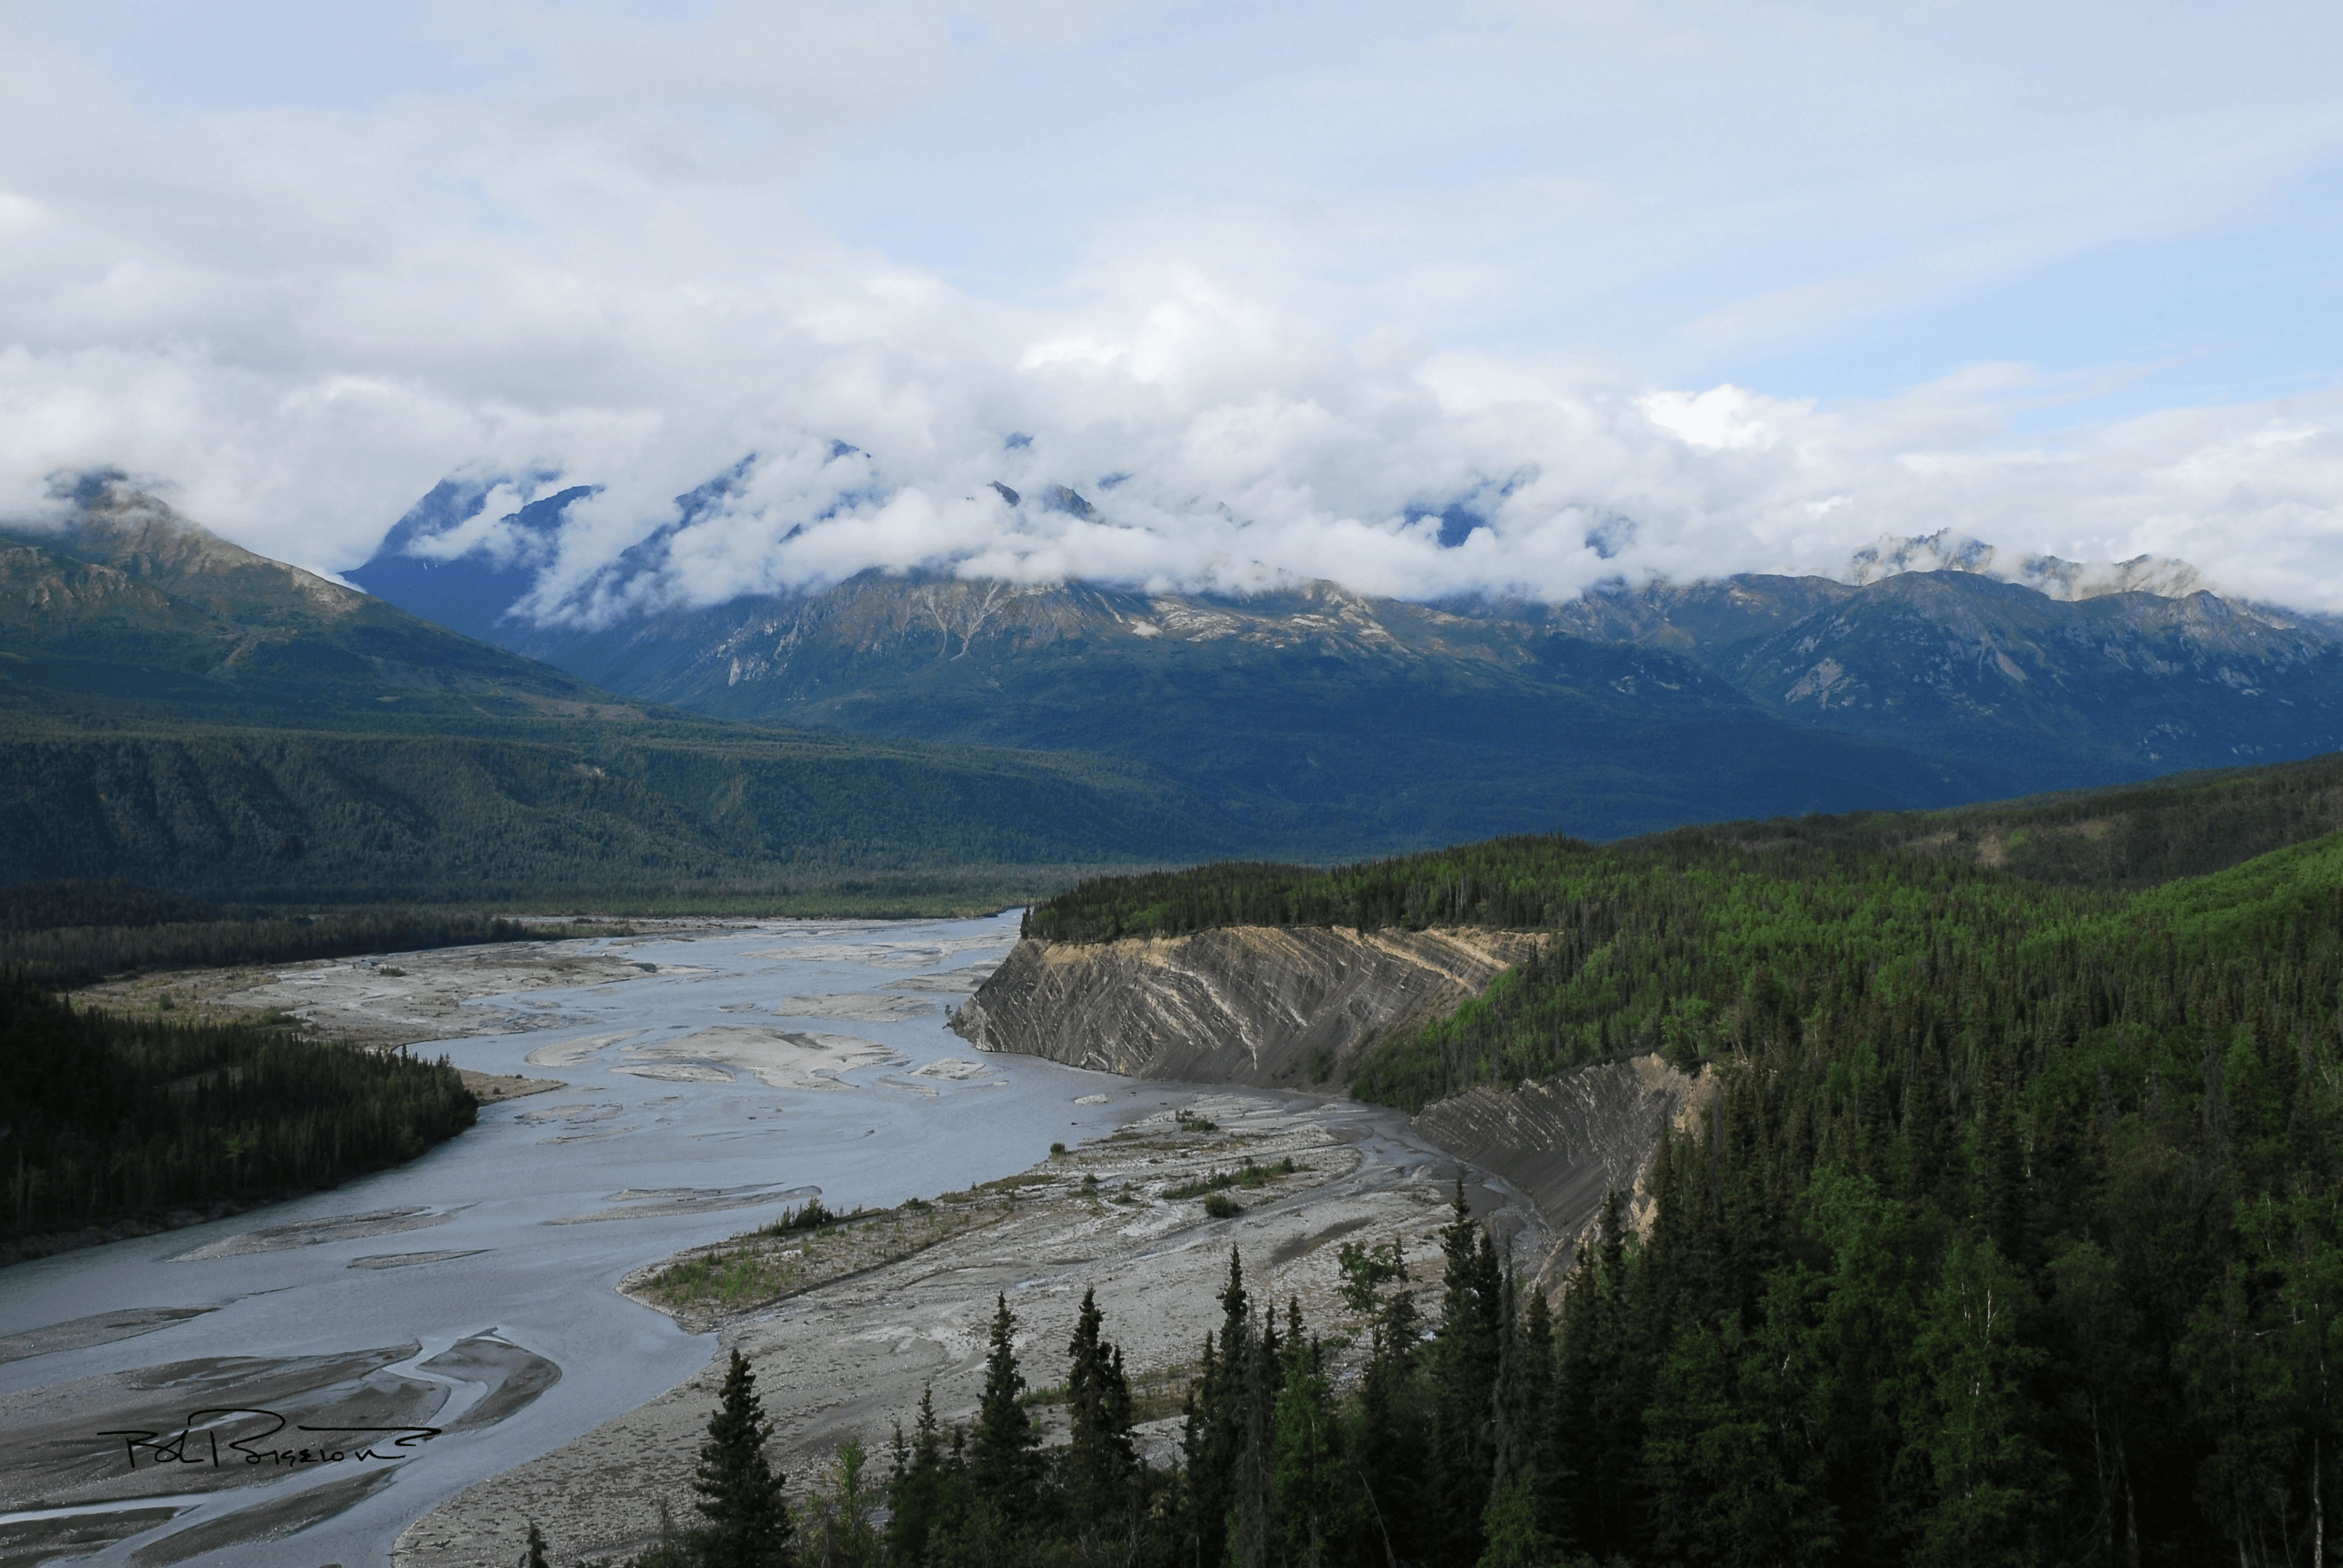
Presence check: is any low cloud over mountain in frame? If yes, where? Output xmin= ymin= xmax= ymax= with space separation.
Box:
xmin=360 ymin=457 xmax=2269 ymax=641
xmin=4 ymin=8 xmax=2342 ymax=615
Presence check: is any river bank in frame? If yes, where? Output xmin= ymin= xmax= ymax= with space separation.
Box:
xmin=1 ymin=912 xmax=1557 ymax=1568
xmin=395 ymin=1091 xmax=1544 ymax=1568
xmin=0 ymin=913 xmax=1204 ymax=1568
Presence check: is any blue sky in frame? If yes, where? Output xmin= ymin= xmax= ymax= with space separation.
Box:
xmin=6 ymin=1 xmax=2342 ymax=610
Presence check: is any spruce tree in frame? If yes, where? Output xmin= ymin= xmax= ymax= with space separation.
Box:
xmin=1430 ymin=1179 xmax=1504 ymax=1562
xmin=1228 ymin=1298 xmax=1285 ymax=1568
xmin=1516 ymin=1284 xmax=1568 ymax=1543
xmin=1489 ymin=1270 xmax=1525 ymax=1488
xmin=689 ymin=1350 xmax=794 ymax=1568
xmin=966 ymin=1293 xmax=1043 ymax=1526
xmin=1271 ymin=1299 xmax=1359 ymax=1567
xmin=1190 ymin=1247 xmax=1253 ymax=1567
xmin=1976 ymin=1052 xmax=2026 ymax=1258
xmin=1558 ymin=1189 xmax=1637 ymax=1559
xmin=1064 ymin=1287 xmax=1140 ymax=1529
xmin=1179 ymin=1330 xmax=1221 ymax=1566
xmin=884 ymin=1390 xmax=955 ymax=1566
xmin=1352 ymin=1245 xmax=1427 ymax=1562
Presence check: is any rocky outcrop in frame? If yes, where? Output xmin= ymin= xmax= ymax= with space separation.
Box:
xmin=950 ymin=927 xmax=1536 ymax=1088
xmin=957 ymin=929 xmax=1720 ymax=1288
xmin=1412 ymin=1054 xmax=1714 ymax=1288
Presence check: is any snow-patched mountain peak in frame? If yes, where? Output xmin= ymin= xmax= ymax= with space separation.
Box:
xmin=1847 ymin=529 xmax=2211 ymax=603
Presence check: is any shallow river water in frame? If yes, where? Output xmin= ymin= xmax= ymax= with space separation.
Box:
xmin=0 ymin=913 xmax=1199 ymax=1567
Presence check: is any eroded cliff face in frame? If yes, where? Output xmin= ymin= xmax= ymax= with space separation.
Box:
xmin=957 ymin=928 xmax=1714 ymax=1289
xmin=1413 ymin=1053 xmax=1715 ymax=1289
xmin=949 ymin=926 xmax=1536 ymax=1088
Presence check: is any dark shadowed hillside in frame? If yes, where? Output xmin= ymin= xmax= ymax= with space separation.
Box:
xmin=0 ymin=482 xmax=1258 ymax=903
xmin=352 ymin=475 xmax=2343 ymax=842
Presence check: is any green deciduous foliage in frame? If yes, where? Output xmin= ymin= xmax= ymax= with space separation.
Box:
xmin=799 ymin=1440 xmax=881 ymax=1568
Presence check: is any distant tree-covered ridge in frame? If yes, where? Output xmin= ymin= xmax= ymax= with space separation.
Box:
xmin=0 ymin=719 xmax=1239 ymax=904
xmin=0 ymin=878 xmax=224 ymax=932
xmin=0 ymin=883 xmax=563 ymax=987
xmin=1022 ymin=750 xmax=2343 ymax=946
xmin=0 ymin=488 xmax=1270 ymax=898
xmin=0 ymin=971 xmax=476 ymax=1253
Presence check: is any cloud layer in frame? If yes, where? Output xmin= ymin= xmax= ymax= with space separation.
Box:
xmin=4 ymin=2 xmax=2343 ymax=615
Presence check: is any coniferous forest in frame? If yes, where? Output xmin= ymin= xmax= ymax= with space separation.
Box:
xmin=0 ymin=971 xmax=476 ymax=1243
xmin=588 ymin=767 xmax=2343 ymax=1566
xmin=0 ymin=878 xmax=560 ymax=987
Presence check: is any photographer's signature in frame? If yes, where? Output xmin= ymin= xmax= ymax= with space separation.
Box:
xmin=97 ymin=1409 xmax=441 ymax=1469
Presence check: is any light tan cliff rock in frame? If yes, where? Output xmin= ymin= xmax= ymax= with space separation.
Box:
xmin=949 ymin=926 xmax=1537 ymax=1088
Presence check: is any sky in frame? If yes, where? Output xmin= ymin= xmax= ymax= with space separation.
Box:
xmin=4 ymin=0 xmax=2342 ymax=618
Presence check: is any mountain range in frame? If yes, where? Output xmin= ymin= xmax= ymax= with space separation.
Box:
xmin=347 ymin=473 xmax=2343 ymax=848
xmin=0 ymin=480 xmax=1251 ymax=903
xmin=8 ymin=463 xmax=2339 ymax=904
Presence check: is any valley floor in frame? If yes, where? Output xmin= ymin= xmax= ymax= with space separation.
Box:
xmin=393 ymin=1092 xmax=1544 ymax=1568
xmin=2 ymin=920 xmax=1552 ymax=1568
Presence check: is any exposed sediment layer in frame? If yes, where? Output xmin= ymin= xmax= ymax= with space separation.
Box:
xmin=950 ymin=926 xmax=1536 ymax=1086
xmin=393 ymin=1094 xmax=1533 ymax=1568
xmin=1412 ymin=1053 xmax=1714 ymax=1289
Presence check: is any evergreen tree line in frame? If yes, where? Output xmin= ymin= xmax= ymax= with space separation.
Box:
xmin=0 ymin=970 xmax=476 ymax=1240
xmin=0 ymin=717 xmax=1239 ymax=903
xmin=570 ymin=1025 xmax=2343 ymax=1568
xmin=1022 ymin=753 xmax=2343 ymax=946
xmin=572 ymin=1231 xmax=1533 ymax=1568
xmin=0 ymin=889 xmax=557 ymax=988
xmin=0 ymin=877 xmax=224 ymax=933
xmin=689 ymin=828 xmax=2343 ymax=1564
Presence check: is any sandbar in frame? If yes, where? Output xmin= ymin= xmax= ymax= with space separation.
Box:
xmin=618 ymin=1026 xmax=898 ymax=1091
xmin=169 ymin=1207 xmax=456 ymax=1261
xmin=774 ymin=993 xmax=936 ymax=1022
xmin=880 ymin=964 xmax=1000 ymax=994
xmin=393 ymin=1093 xmax=1543 ymax=1568
xmin=524 ymin=1030 xmax=643 ymax=1067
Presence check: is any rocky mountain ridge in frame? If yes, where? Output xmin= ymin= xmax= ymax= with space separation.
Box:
xmin=0 ymin=482 xmax=1273 ymax=898
xmin=0 ymin=477 xmax=612 ymax=726
xmin=348 ymin=475 xmax=2343 ymax=837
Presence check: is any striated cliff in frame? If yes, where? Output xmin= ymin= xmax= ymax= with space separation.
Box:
xmin=959 ymin=928 xmax=1717 ymax=1286
xmin=1412 ymin=1054 xmax=1715 ymax=1289
xmin=949 ymin=926 xmax=1536 ymax=1087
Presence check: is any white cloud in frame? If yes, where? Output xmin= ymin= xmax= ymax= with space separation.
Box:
xmin=1 ymin=1 xmax=2341 ymax=615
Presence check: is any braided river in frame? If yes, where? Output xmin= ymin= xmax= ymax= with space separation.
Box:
xmin=0 ymin=913 xmax=1182 ymax=1567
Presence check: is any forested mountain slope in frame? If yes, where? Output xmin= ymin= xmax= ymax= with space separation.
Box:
xmin=1025 ymin=750 xmax=2343 ymax=946
xmin=351 ymin=474 xmax=2343 ymax=836
xmin=0 ymin=482 xmax=1257 ymax=901
xmin=359 ymin=561 xmax=2013 ymax=848
xmin=0 ymin=475 xmax=611 ymax=729
xmin=0 ymin=720 xmax=1238 ymax=904
xmin=975 ymin=754 xmax=2343 ymax=1562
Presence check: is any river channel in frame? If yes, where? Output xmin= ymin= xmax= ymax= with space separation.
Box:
xmin=0 ymin=913 xmax=1197 ymax=1567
